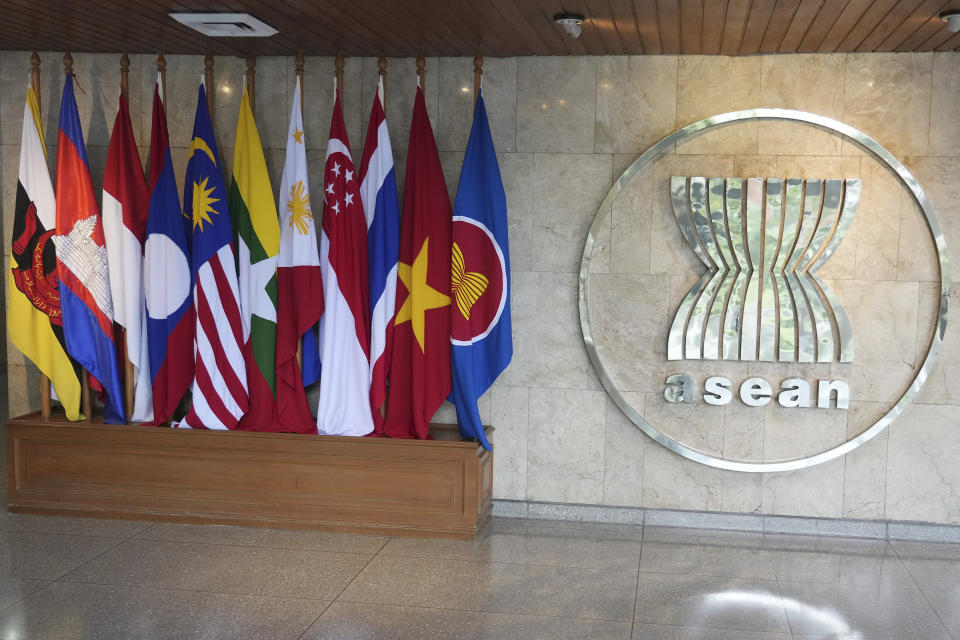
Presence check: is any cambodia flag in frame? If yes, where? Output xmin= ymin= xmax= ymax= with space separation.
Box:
xmin=449 ymin=90 xmax=511 ymax=451
xmin=54 ymin=74 xmax=125 ymax=423
xmin=383 ymin=85 xmax=452 ymax=439
xmin=143 ymin=75 xmax=194 ymax=424
xmin=359 ymin=77 xmax=400 ymax=434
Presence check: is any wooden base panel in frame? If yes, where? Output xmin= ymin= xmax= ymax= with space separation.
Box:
xmin=6 ymin=414 xmax=493 ymax=540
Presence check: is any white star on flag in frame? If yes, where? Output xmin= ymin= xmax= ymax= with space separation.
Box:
xmin=326 ymin=183 xmax=334 ymax=195
xmin=332 ymin=161 xmax=341 ymax=177
xmin=345 ymin=169 xmax=354 ymax=183
xmin=345 ymin=192 xmax=354 ymax=206
xmin=331 ymin=200 xmax=340 ymax=215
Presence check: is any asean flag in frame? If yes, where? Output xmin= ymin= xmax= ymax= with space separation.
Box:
xmin=54 ymin=74 xmax=125 ymax=423
xmin=449 ymin=90 xmax=511 ymax=451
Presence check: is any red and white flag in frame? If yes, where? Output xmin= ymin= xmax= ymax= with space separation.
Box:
xmin=102 ymin=92 xmax=152 ymax=421
xmin=314 ymin=91 xmax=373 ymax=435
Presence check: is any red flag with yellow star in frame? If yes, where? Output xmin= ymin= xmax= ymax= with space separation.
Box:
xmin=383 ymin=85 xmax=451 ymax=439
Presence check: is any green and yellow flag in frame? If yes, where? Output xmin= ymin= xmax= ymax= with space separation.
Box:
xmin=230 ymin=86 xmax=282 ymax=430
xmin=8 ymin=86 xmax=82 ymax=420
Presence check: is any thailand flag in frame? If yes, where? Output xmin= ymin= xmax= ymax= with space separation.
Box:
xmin=315 ymin=92 xmax=373 ymax=436
xmin=143 ymin=75 xmax=194 ymax=424
xmin=102 ymin=91 xmax=151 ymax=422
xmin=359 ymin=77 xmax=400 ymax=434
xmin=54 ymin=74 xmax=125 ymax=422
xmin=449 ymin=90 xmax=512 ymax=451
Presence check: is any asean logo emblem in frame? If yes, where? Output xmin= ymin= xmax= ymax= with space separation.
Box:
xmin=451 ymin=216 xmax=507 ymax=346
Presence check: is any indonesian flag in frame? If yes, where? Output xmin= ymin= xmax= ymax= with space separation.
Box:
xmin=55 ymin=74 xmax=126 ymax=423
xmin=231 ymin=85 xmax=286 ymax=432
xmin=383 ymin=85 xmax=452 ymax=439
xmin=102 ymin=91 xmax=152 ymax=422
xmin=275 ymin=77 xmax=322 ymax=432
xmin=315 ymin=91 xmax=373 ymax=436
xmin=360 ymin=77 xmax=400 ymax=435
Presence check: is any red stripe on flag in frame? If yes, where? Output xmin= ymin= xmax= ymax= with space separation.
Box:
xmin=195 ymin=280 xmax=248 ymax=408
xmin=208 ymin=253 xmax=245 ymax=348
xmin=192 ymin=358 xmax=242 ymax=429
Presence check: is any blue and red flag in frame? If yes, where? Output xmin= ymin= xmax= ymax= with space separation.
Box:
xmin=449 ymin=90 xmax=512 ymax=450
xmin=359 ymin=77 xmax=400 ymax=434
xmin=54 ymin=74 xmax=126 ymax=423
xmin=143 ymin=75 xmax=194 ymax=424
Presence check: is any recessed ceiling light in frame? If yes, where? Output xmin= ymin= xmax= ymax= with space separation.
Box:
xmin=169 ymin=13 xmax=278 ymax=38
xmin=553 ymin=13 xmax=585 ymax=39
xmin=940 ymin=9 xmax=960 ymax=33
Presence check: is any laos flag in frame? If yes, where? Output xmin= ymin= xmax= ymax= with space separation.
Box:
xmin=54 ymin=75 xmax=125 ymax=423
xmin=449 ymin=90 xmax=511 ymax=451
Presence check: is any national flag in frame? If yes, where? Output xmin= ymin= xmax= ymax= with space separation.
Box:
xmin=275 ymin=77 xmax=322 ymax=432
xmin=231 ymin=85 xmax=286 ymax=432
xmin=54 ymin=74 xmax=125 ymax=423
xmin=383 ymin=85 xmax=452 ymax=439
xmin=8 ymin=85 xmax=82 ymax=420
xmin=102 ymin=90 xmax=151 ymax=422
xmin=177 ymin=83 xmax=248 ymax=430
xmin=449 ymin=90 xmax=511 ymax=451
xmin=359 ymin=77 xmax=400 ymax=435
xmin=315 ymin=91 xmax=373 ymax=436
xmin=143 ymin=74 xmax=193 ymax=424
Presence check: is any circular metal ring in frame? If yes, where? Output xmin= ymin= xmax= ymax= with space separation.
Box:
xmin=579 ymin=108 xmax=950 ymax=473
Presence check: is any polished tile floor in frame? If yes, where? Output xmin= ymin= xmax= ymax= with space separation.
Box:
xmin=0 ymin=512 xmax=956 ymax=639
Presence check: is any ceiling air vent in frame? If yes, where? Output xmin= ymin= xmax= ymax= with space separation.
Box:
xmin=169 ymin=13 xmax=278 ymax=37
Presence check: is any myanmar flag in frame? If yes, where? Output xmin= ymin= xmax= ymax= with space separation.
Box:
xmin=8 ymin=86 xmax=82 ymax=420
xmin=230 ymin=86 xmax=283 ymax=431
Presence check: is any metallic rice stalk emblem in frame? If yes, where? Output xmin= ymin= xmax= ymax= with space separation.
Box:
xmin=667 ymin=177 xmax=859 ymax=363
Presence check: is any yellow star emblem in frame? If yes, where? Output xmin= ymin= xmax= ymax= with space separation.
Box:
xmin=395 ymin=237 xmax=451 ymax=353
xmin=191 ymin=176 xmax=220 ymax=231
xmin=292 ymin=129 xmax=304 ymax=144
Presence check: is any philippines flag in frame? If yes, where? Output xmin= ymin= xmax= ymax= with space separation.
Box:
xmin=54 ymin=74 xmax=125 ymax=423
xmin=359 ymin=77 xmax=400 ymax=435
xmin=102 ymin=90 xmax=151 ymax=422
xmin=177 ymin=83 xmax=249 ymax=430
xmin=315 ymin=92 xmax=373 ymax=436
xmin=143 ymin=74 xmax=194 ymax=424
xmin=449 ymin=90 xmax=512 ymax=451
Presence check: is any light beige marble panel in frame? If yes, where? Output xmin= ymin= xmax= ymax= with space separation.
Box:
xmin=211 ymin=55 xmax=245 ymax=152
xmin=927 ymin=52 xmax=960 ymax=157
xmin=588 ymin=273 xmax=670 ymax=392
xmin=360 ymin=57 xmax=439 ymax=155
xmin=758 ymin=54 xmax=845 ymax=156
xmin=516 ymin=57 xmax=596 ymax=154
xmin=437 ymin=56 xmax=516 ymax=153
xmin=897 ymin=196 xmax=939 ymax=283
xmin=1 ymin=51 xmax=31 ymax=146
xmin=733 ymin=155 xmax=777 ymax=176
xmin=510 ymin=272 xmax=591 ymax=389
xmin=610 ymin=162 xmax=651 ymax=275
xmin=137 ymin=54 xmax=205 ymax=151
xmin=499 ymin=153 xmax=533 ymax=273
xmin=901 ymin=156 xmax=960 ymax=275
xmin=602 ymin=394 xmax=646 ymax=507
xmin=763 ymin=406 xmax=847 ymax=459
xmin=7 ymin=363 xmax=39 ymax=418
xmin=915 ymin=283 xmax=960 ymax=406
xmin=842 ymin=402 xmax=889 ymax=520
xmin=642 ymin=444 xmax=723 ymax=511
xmin=721 ymin=470 xmax=763 ymax=514
xmin=723 ymin=403 xmax=764 ymax=462
xmin=645 ymin=392 xmax=724 ymax=455
xmin=855 ymin=160 xmax=901 ymax=281
xmin=835 ymin=280 xmax=918 ymax=365
xmin=886 ymin=404 xmax=960 ymax=524
xmin=532 ymin=153 xmax=612 ymax=273
xmin=761 ymin=458 xmax=845 ymax=518
xmin=249 ymin=56 xmax=289 ymax=151
xmin=300 ymin=56 xmax=363 ymax=155
xmin=676 ymin=56 xmax=761 ymax=155
xmin=842 ymin=53 xmax=932 ymax=158
xmin=1 ymin=144 xmax=18 ymax=263
xmin=491 ymin=386 xmax=529 ymax=500
xmin=527 ymin=388 xmax=605 ymax=503
xmin=595 ymin=56 xmax=678 ymax=154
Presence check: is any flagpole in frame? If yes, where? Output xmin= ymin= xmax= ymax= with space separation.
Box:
xmin=473 ymin=53 xmax=483 ymax=108
xmin=32 ymin=51 xmax=52 ymax=421
xmin=63 ymin=51 xmax=93 ymax=422
xmin=416 ymin=54 xmax=425 ymax=89
xmin=335 ymin=53 xmax=344 ymax=97
xmin=157 ymin=53 xmax=167 ymax=106
xmin=119 ymin=53 xmax=136 ymax=422
xmin=295 ymin=51 xmax=304 ymax=113
xmin=246 ymin=54 xmax=256 ymax=111
xmin=204 ymin=55 xmax=214 ymax=115
xmin=378 ymin=56 xmax=387 ymax=109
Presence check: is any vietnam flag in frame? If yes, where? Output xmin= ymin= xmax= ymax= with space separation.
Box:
xmin=383 ymin=85 xmax=452 ymax=439
xmin=230 ymin=85 xmax=285 ymax=432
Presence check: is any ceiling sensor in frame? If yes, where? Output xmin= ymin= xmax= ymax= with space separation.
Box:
xmin=554 ymin=13 xmax=585 ymax=39
xmin=169 ymin=13 xmax=278 ymax=37
xmin=941 ymin=9 xmax=960 ymax=32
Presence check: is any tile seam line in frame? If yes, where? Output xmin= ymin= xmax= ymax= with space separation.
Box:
xmin=53 ymin=575 xmax=343 ymax=601
xmin=45 ymin=535 xmax=131 ymax=583
xmin=120 ymin=537 xmax=378 ymax=557
xmin=888 ymin=538 xmax=955 ymax=639
xmin=358 ymin=553 xmax=641 ymax=573
xmin=331 ymin=596 xmax=634 ymax=623
xmin=0 ymin=580 xmax=55 ymax=615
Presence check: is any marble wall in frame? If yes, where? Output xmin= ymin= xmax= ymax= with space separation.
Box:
xmin=2 ymin=50 xmax=959 ymax=525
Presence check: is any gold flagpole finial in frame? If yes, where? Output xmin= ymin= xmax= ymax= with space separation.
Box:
xmin=416 ymin=54 xmax=426 ymax=89
xmin=63 ymin=51 xmax=73 ymax=76
xmin=120 ymin=54 xmax=130 ymax=98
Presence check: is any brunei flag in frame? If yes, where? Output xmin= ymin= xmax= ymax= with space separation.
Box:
xmin=230 ymin=85 xmax=284 ymax=431
xmin=55 ymin=74 xmax=125 ymax=423
xmin=8 ymin=86 xmax=82 ymax=420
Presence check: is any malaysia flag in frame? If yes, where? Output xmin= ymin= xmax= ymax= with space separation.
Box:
xmin=102 ymin=90 xmax=151 ymax=422
xmin=54 ymin=74 xmax=125 ymax=423
xmin=143 ymin=74 xmax=194 ymax=424
xmin=315 ymin=91 xmax=373 ymax=436
xmin=359 ymin=77 xmax=400 ymax=434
